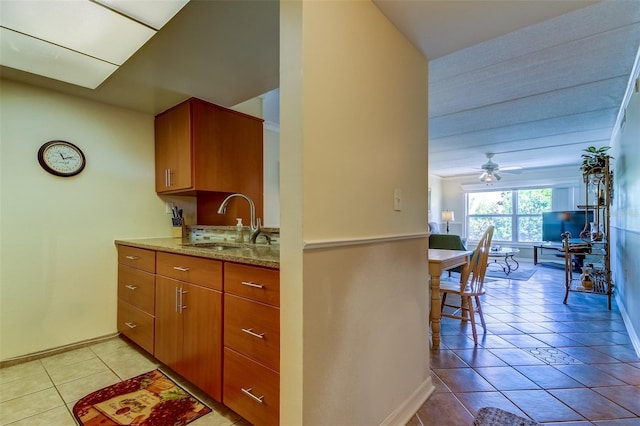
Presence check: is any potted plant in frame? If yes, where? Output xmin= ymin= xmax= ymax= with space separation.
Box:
xmin=580 ymin=145 xmax=612 ymax=172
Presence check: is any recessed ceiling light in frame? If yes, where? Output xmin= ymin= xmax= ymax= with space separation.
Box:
xmin=0 ymin=0 xmax=189 ymax=89
xmin=0 ymin=27 xmax=118 ymax=89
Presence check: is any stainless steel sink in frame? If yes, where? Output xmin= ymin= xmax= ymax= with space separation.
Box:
xmin=182 ymin=243 xmax=242 ymax=251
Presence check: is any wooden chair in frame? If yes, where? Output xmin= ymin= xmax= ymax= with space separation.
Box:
xmin=440 ymin=225 xmax=494 ymax=345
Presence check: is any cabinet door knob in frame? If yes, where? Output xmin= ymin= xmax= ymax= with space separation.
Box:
xmin=241 ymin=387 xmax=264 ymax=404
xmin=241 ymin=281 xmax=264 ymax=289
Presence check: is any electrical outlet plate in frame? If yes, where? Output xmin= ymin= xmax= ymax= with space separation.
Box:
xmin=165 ymin=202 xmax=175 ymax=214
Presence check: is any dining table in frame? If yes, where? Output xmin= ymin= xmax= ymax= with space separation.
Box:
xmin=428 ymin=248 xmax=473 ymax=348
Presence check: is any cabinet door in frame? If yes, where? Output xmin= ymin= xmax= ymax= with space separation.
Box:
xmin=224 ymin=294 xmax=279 ymax=371
xmin=223 ymin=348 xmax=279 ymax=426
xmin=181 ymin=283 xmax=223 ymax=401
xmin=154 ymin=276 xmax=183 ymax=369
xmin=157 ymin=252 xmax=223 ymax=290
xmin=155 ymin=101 xmax=193 ymax=192
xmin=117 ymin=301 xmax=154 ymax=354
xmin=118 ymin=264 xmax=155 ymax=314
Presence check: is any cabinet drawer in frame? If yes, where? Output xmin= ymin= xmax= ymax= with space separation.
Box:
xmin=224 ymin=294 xmax=279 ymax=371
xmin=118 ymin=301 xmax=154 ymax=354
xmin=223 ymin=348 xmax=279 ymax=426
xmin=118 ymin=246 xmax=156 ymax=273
xmin=157 ymin=252 xmax=222 ymax=290
xmin=118 ymin=265 xmax=155 ymax=314
xmin=224 ymin=263 xmax=279 ymax=307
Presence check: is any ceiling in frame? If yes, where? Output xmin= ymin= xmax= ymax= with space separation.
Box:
xmin=2 ymin=1 xmax=639 ymax=179
xmin=375 ymin=0 xmax=640 ymax=178
xmin=0 ymin=0 xmax=280 ymax=115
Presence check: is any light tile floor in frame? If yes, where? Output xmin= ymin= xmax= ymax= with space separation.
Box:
xmin=408 ymin=263 xmax=640 ymax=426
xmin=0 ymin=337 xmax=248 ymax=425
xmin=2 ymin=263 xmax=638 ymax=426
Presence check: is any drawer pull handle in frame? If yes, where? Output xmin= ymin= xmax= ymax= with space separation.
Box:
xmin=125 ymin=322 xmax=137 ymax=329
xmin=241 ymin=281 xmax=264 ymax=289
xmin=241 ymin=328 xmax=265 ymax=339
xmin=125 ymin=256 xmax=139 ymax=260
xmin=173 ymin=266 xmax=190 ymax=272
xmin=241 ymin=387 xmax=264 ymax=404
xmin=125 ymin=285 xmax=137 ymax=291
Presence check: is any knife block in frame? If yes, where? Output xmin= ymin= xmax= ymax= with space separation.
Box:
xmin=172 ymin=224 xmax=186 ymax=238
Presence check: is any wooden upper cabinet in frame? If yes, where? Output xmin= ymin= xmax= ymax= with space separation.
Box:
xmin=155 ymin=101 xmax=192 ymax=192
xmin=154 ymin=98 xmax=264 ymax=197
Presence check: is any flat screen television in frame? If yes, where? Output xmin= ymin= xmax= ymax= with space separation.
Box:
xmin=542 ymin=210 xmax=594 ymax=243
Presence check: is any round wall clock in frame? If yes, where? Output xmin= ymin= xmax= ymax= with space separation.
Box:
xmin=37 ymin=140 xmax=86 ymax=177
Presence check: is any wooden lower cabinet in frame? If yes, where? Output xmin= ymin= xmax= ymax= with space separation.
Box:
xmin=223 ymin=262 xmax=280 ymax=425
xmin=155 ymin=276 xmax=223 ymax=401
xmin=116 ymin=245 xmax=280 ymax=422
xmin=223 ymin=347 xmax=279 ymax=426
xmin=117 ymin=247 xmax=156 ymax=354
xmin=117 ymin=300 xmax=154 ymax=354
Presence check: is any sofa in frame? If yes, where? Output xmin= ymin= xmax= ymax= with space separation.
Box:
xmin=429 ymin=233 xmax=468 ymax=274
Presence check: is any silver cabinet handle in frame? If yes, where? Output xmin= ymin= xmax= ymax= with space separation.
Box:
xmin=173 ymin=266 xmax=190 ymax=272
xmin=165 ymin=169 xmax=170 ymax=187
xmin=125 ymin=322 xmax=137 ymax=329
xmin=241 ymin=328 xmax=265 ymax=339
xmin=175 ymin=287 xmax=180 ymax=313
xmin=241 ymin=281 xmax=264 ymax=289
xmin=125 ymin=285 xmax=137 ymax=291
xmin=180 ymin=289 xmax=187 ymax=313
xmin=125 ymin=256 xmax=139 ymax=260
xmin=241 ymin=387 xmax=264 ymax=404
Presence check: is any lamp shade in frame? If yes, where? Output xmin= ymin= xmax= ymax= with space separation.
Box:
xmin=441 ymin=210 xmax=455 ymax=222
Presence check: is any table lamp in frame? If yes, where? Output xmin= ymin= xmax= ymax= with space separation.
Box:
xmin=442 ymin=210 xmax=455 ymax=234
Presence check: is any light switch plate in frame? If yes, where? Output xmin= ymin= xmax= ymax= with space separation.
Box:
xmin=394 ymin=188 xmax=402 ymax=211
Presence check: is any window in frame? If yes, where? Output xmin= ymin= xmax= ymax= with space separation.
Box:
xmin=467 ymin=188 xmax=552 ymax=242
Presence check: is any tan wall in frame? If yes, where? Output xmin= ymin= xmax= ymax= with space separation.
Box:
xmin=0 ymin=80 xmax=171 ymax=360
xmin=280 ymin=1 xmax=430 ymax=424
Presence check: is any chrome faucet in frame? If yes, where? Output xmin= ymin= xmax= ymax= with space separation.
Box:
xmin=217 ymin=193 xmax=267 ymax=244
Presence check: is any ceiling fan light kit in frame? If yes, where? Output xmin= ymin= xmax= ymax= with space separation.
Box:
xmin=479 ymin=153 xmax=513 ymax=184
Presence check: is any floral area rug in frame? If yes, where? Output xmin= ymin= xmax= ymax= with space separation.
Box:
xmin=73 ymin=369 xmax=211 ymax=426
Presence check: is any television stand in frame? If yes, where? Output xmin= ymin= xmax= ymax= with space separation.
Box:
xmin=533 ymin=243 xmax=562 ymax=265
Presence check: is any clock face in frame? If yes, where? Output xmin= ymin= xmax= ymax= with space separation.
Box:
xmin=38 ymin=141 xmax=86 ymax=177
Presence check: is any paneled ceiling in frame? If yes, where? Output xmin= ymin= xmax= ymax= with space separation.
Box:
xmin=2 ymin=1 xmax=639 ymax=179
xmin=375 ymin=0 xmax=640 ymax=178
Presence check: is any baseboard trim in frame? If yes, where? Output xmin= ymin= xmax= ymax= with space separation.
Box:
xmin=616 ymin=293 xmax=640 ymax=357
xmin=380 ymin=376 xmax=434 ymax=426
xmin=304 ymin=232 xmax=428 ymax=250
xmin=0 ymin=332 xmax=120 ymax=368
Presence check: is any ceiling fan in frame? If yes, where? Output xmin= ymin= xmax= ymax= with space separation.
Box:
xmin=478 ymin=153 xmax=521 ymax=183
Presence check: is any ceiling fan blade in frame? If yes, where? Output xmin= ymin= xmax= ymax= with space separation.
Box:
xmin=500 ymin=169 xmax=522 ymax=175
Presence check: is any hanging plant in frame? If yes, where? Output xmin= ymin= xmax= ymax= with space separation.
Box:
xmin=580 ymin=146 xmax=612 ymax=172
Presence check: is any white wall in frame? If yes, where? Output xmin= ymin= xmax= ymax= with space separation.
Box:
xmin=0 ymin=80 xmax=171 ymax=360
xmin=280 ymin=1 xmax=430 ymax=424
xmin=427 ymin=174 xmax=442 ymax=225
xmin=231 ymin=93 xmax=280 ymax=227
xmin=437 ymin=166 xmax=583 ymax=242
xmin=611 ymin=78 xmax=640 ymax=352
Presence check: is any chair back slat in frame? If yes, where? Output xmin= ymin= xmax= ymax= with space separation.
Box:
xmin=459 ymin=225 xmax=494 ymax=294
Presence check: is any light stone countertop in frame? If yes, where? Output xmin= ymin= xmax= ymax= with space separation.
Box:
xmin=115 ymin=237 xmax=279 ymax=269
